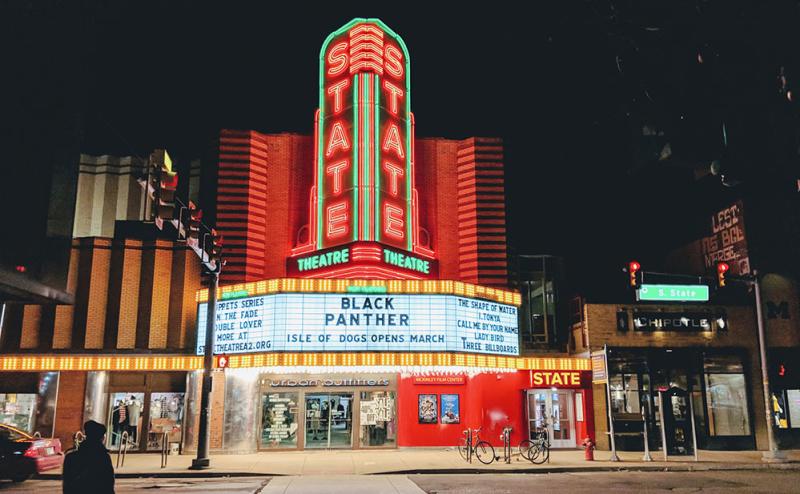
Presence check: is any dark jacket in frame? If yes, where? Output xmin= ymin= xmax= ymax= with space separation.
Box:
xmin=62 ymin=441 xmax=115 ymax=494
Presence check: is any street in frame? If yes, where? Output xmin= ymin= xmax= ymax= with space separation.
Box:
xmin=0 ymin=471 xmax=799 ymax=493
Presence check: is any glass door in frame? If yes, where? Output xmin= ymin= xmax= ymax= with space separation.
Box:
xmin=304 ymin=393 xmax=353 ymax=449
xmin=527 ymin=390 xmax=576 ymax=448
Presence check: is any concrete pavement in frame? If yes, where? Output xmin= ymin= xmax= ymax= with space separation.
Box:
xmin=37 ymin=448 xmax=800 ymax=478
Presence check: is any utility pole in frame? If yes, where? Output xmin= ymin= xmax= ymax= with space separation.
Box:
xmin=752 ymin=270 xmax=786 ymax=462
xmin=190 ymin=265 xmax=220 ymax=469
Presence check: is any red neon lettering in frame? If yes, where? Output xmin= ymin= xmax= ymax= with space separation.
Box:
xmin=383 ymin=80 xmax=404 ymax=115
xmin=382 ymin=123 xmax=405 ymax=159
xmin=326 ymin=122 xmax=350 ymax=157
xmin=327 ymin=42 xmax=349 ymax=77
xmin=327 ymin=201 xmax=349 ymax=238
xmin=327 ymin=79 xmax=350 ymax=114
xmin=384 ymin=44 xmax=403 ymax=78
xmin=384 ymin=203 xmax=405 ymax=239
xmin=326 ymin=160 xmax=349 ymax=194
xmin=383 ymin=161 xmax=404 ymax=196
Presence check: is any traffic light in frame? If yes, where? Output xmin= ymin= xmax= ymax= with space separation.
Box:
xmin=149 ymin=149 xmax=178 ymax=230
xmin=628 ymin=261 xmax=641 ymax=288
xmin=209 ymin=228 xmax=223 ymax=262
xmin=716 ymin=261 xmax=730 ymax=287
xmin=188 ymin=201 xmax=202 ymax=242
xmin=155 ymin=169 xmax=178 ymax=229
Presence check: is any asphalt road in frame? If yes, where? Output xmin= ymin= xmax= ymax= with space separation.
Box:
xmin=1 ymin=471 xmax=799 ymax=493
xmin=411 ymin=470 xmax=800 ymax=493
xmin=0 ymin=477 xmax=271 ymax=493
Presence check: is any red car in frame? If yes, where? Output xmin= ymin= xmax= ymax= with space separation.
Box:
xmin=0 ymin=424 xmax=63 ymax=482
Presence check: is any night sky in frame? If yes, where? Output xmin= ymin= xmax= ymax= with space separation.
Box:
xmin=4 ymin=1 xmax=800 ymax=291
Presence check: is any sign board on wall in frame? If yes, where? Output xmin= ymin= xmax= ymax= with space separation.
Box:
xmin=412 ymin=376 xmax=465 ymax=385
xmin=196 ymin=293 xmax=519 ymax=356
xmin=701 ymin=201 xmax=750 ymax=275
xmin=632 ymin=312 xmax=725 ymax=331
xmin=591 ymin=351 xmax=607 ymax=383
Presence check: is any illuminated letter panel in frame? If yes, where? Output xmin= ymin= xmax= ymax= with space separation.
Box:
xmin=317 ymin=19 xmax=413 ymax=253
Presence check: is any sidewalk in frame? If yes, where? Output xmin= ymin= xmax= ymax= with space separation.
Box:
xmin=38 ymin=448 xmax=800 ymax=479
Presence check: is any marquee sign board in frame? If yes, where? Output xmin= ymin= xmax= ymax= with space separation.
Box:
xmin=196 ymin=293 xmax=519 ymax=357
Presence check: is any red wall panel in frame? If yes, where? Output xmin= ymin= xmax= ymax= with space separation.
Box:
xmin=398 ymin=371 xmax=594 ymax=448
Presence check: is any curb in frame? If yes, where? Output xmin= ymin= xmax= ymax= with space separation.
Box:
xmin=34 ymin=462 xmax=800 ymax=479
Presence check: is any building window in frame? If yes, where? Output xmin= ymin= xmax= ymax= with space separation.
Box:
xmin=359 ymin=391 xmax=397 ymax=447
xmin=787 ymin=390 xmax=800 ymax=429
xmin=610 ymin=373 xmax=642 ymax=415
xmin=704 ymin=355 xmax=751 ymax=436
xmin=260 ymin=392 xmax=299 ymax=449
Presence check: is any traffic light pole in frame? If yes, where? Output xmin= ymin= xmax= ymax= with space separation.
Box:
xmin=190 ymin=266 xmax=220 ymax=470
xmin=752 ymin=270 xmax=786 ymax=462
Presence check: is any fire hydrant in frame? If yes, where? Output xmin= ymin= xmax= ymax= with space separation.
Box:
xmin=582 ymin=437 xmax=595 ymax=461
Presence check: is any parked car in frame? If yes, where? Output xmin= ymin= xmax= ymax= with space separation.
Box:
xmin=0 ymin=424 xmax=63 ymax=482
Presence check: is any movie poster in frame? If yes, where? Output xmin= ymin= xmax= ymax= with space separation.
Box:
xmin=418 ymin=394 xmax=437 ymax=424
xmin=440 ymin=394 xmax=460 ymax=424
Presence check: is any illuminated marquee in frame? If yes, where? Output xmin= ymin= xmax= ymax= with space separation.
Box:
xmin=196 ymin=293 xmax=519 ymax=357
xmin=315 ymin=18 xmax=413 ymax=251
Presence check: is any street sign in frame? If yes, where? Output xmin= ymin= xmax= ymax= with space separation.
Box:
xmin=636 ymin=284 xmax=709 ymax=302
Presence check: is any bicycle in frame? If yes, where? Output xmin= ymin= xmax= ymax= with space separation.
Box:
xmin=458 ymin=427 xmax=496 ymax=464
xmin=524 ymin=427 xmax=550 ymax=464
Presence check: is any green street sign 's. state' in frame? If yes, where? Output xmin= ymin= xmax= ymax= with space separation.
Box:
xmin=636 ymin=284 xmax=709 ymax=302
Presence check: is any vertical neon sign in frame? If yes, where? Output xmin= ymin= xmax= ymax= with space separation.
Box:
xmin=317 ymin=19 xmax=413 ymax=251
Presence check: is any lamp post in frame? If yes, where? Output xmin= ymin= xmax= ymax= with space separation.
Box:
xmin=752 ymin=270 xmax=786 ymax=462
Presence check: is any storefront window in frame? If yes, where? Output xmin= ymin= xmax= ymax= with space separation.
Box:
xmin=359 ymin=391 xmax=396 ymax=447
xmin=787 ymin=390 xmax=800 ymax=429
xmin=261 ymin=393 xmax=299 ymax=449
xmin=147 ymin=393 xmax=185 ymax=451
xmin=0 ymin=394 xmax=37 ymax=433
xmin=610 ymin=374 xmax=641 ymax=415
xmin=107 ymin=392 xmax=145 ymax=449
xmin=705 ymin=374 xmax=750 ymax=436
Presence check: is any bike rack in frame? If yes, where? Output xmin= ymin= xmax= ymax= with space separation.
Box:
xmin=501 ymin=427 xmax=513 ymax=463
xmin=116 ymin=431 xmax=129 ymax=468
xmin=160 ymin=432 xmax=169 ymax=468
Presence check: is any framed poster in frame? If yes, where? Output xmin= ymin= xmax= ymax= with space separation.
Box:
xmin=418 ymin=394 xmax=437 ymax=424
xmin=440 ymin=394 xmax=460 ymax=424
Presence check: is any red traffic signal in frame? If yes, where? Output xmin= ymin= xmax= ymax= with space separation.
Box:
xmin=716 ymin=261 xmax=730 ymax=287
xmin=628 ymin=261 xmax=641 ymax=287
xmin=188 ymin=201 xmax=203 ymax=241
xmin=209 ymin=228 xmax=223 ymax=261
xmin=155 ymin=169 xmax=178 ymax=229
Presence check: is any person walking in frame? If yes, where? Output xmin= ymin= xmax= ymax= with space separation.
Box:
xmin=62 ymin=420 xmax=115 ymax=494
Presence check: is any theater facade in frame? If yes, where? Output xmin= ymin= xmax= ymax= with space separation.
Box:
xmin=0 ymin=18 xmax=592 ymax=454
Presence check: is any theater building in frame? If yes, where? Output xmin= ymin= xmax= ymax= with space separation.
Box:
xmin=0 ymin=18 xmax=591 ymax=453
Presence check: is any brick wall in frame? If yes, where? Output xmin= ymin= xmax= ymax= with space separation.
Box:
xmin=3 ymin=238 xmax=200 ymax=352
xmin=54 ymin=372 xmax=87 ymax=449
